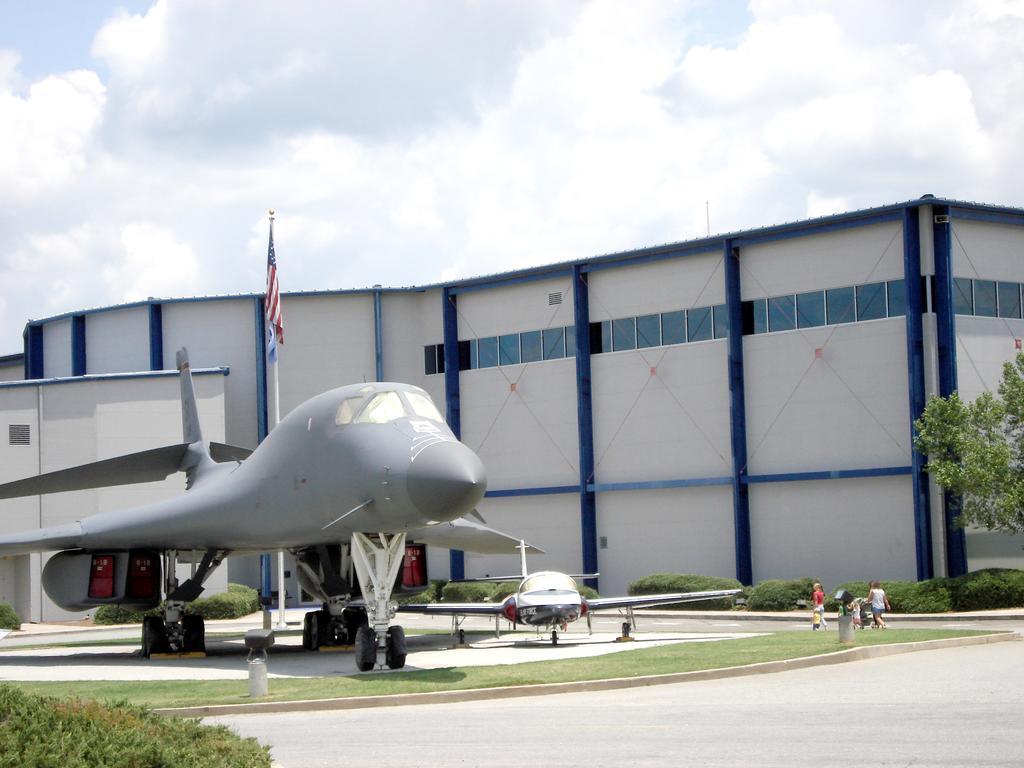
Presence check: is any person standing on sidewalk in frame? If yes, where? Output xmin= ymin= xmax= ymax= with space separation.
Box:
xmin=867 ymin=581 xmax=891 ymax=628
xmin=812 ymin=582 xmax=827 ymax=630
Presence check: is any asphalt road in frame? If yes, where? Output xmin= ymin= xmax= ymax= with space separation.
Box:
xmin=210 ymin=639 xmax=1024 ymax=768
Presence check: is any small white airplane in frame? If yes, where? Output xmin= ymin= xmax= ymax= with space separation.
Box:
xmin=398 ymin=545 xmax=740 ymax=645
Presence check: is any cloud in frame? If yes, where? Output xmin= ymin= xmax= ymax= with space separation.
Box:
xmin=0 ymin=0 xmax=1023 ymax=358
xmin=0 ymin=53 xmax=105 ymax=202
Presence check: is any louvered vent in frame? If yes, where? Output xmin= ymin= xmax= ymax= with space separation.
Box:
xmin=9 ymin=424 xmax=30 ymax=446
xmin=548 ymin=291 xmax=563 ymax=306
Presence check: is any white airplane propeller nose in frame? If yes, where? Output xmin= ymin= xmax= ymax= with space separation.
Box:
xmin=406 ymin=441 xmax=486 ymax=522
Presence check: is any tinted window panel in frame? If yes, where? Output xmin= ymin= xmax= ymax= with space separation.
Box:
xmin=458 ymin=340 xmax=472 ymax=371
xmin=601 ymin=320 xmax=612 ymax=352
xmin=953 ymin=278 xmax=974 ymax=315
xmin=565 ymin=325 xmax=576 ymax=354
xmin=543 ymin=327 xmax=565 ymax=359
xmin=469 ymin=339 xmax=478 ymax=369
xmin=520 ymin=330 xmax=542 ymax=363
xmin=887 ymin=280 xmax=906 ymax=317
xmin=974 ymin=280 xmax=997 ymax=317
xmin=687 ymin=306 xmax=713 ymax=341
xmin=636 ymin=314 xmax=660 ymax=348
xmin=436 ymin=344 xmax=445 ymax=374
xmin=588 ymin=322 xmax=604 ymax=354
xmin=713 ymin=304 xmax=728 ymax=339
xmin=499 ymin=334 xmax=521 ymax=365
xmin=796 ymin=291 xmax=825 ymax=328
xmin=478 ymin=337 xmax=498 ymax=368
xmin=826 ymin=287 xmax=855 ymax=325
xmin=768 ymin=295 xmax=796 ymax=332
xmin=611 ymin=318 xmax=635 ymax=350
xmin=662 ymin=310 xmax=685 ymax=344
xmin=424 ymin=345 xmax=437 ymax=375
xmin=753 ymin=298 xmax=768 ymax=334
xmin=856 ymin=282 xmax=886 ymax=321
xmin=998 ymin=282 xmax=1022 ymax=319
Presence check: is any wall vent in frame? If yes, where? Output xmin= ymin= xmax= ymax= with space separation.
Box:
xmin=8 ymin=424 xmax=30 ymax=446
xmin=548 ymin=291 xmax=563 ymax=306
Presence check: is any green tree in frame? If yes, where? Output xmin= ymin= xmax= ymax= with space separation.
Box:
xmin=915 ymin=353 xmax=1024 ymax=533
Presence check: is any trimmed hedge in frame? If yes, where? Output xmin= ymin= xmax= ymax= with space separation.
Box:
xmin=441 ymin=580 xmax=520 ymax=603
xmin=0 ymin=602 xmax=20 ymax=630
xmin=395 ymin=579 xmax=446 ymax=605
xmin=746 ymin=577 xmax=815 ymax=611
xmin=0 ymin=685 xmax=270 ymax=767
xmin=823 ymin=569 xmax=1024 ymax=613
xmin=93 ymin=583 xmax=260 ymax=625
xmin=628 ymin=573 xmax=743 ymax=610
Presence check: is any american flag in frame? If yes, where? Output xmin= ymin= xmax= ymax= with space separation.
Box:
xmin=266 ymin=216 xmax=283 ymax=364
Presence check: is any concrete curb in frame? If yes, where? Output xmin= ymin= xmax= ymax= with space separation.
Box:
xmin=161 ymin=631 xmax=1019 ymax=718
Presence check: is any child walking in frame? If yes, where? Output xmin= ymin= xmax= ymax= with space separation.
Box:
xmin=867 ymin=580 xmax=891 ymax=628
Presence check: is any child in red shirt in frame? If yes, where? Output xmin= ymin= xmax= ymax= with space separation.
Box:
xmin=812 ymin=582 xmax=827 ymax=630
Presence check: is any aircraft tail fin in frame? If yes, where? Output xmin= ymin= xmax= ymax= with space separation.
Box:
xmin=519 ymin=539 xmax=528 ymax=578
xmin=176 ymin=348 xmax=203 ymax=445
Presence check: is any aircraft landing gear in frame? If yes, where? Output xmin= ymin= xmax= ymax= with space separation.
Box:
xmin=551 ymin=629 xmax=558 ymax=646
xmin=351 ymin=531 xmax=408 ymax=670
xmin=140 ymin=549 xmax=222 ymax=657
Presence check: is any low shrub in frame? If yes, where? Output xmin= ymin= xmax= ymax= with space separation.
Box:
xmin=93 ymin=583 xmax=259 ymax=624
xmin=189 ymin=583 xmax=260 ymax=620
xmin=441 ymin=581 xmax=498 ymax=602
xmin=628 ymin=573 xmax=743 ymax=610
xmin=578 ymin=584 xmax=601 ymax=600
xmin=0 ymin=602 xmax=20 ymax=630
xmin=395 ymin=579 xmax=446 ymax=605
xmin=746 ymin=577 xmax=815 ymax=611
xmin=0 ymin=684 xmax=270 ymax=767
xmin=947 ymin=568 xmax=1024 ymax=611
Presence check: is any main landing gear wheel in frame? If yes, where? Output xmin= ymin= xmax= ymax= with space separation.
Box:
xmin=182 ymin=614 xmax=205 ymax=653
xmin=343 ymin=607 xmax=368 ymax=645
xmin=141 ymin=616 xmax=169 ymax=658
xmin=551 ymin=630 xmax=558 ymax=646
xmin=385 ymin=626 xmax=407 ymax=670
xmin=303 ymin=609 xmax=333 ymax=650
xmin=354 ymin=626 xmax=377 ymax=671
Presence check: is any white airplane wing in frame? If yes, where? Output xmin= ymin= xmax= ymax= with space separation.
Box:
xmin=396 ymin=602 xmax=506 ymax=617
xmin=587 ymin=588 xmax=741 ymax=611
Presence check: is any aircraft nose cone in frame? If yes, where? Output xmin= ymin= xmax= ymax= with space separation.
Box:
xmin=407 ymin=440 xmax=486 ymax=522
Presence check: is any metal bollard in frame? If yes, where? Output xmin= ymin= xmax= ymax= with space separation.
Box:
xmin=248 ymin=653 xmax=268 ymax=697
xmin=244 ymin=628 xmax=275 ymax=698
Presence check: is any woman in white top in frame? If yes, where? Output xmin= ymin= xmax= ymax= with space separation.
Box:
xmin=867 ymin=580 xmax=891 ymax=628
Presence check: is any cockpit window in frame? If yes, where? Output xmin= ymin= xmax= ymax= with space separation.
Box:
xmin=354 ymin=391 xmax=406 ymax=424
xmin=404 ymin=391 xmax=444 ymax=422
xmin=334 ymin=396 xmax=366 ymax=426
xmin=522 ymin=573 xmax=578 ymax=592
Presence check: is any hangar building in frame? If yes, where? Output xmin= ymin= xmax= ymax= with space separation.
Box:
xmin=2 ymin=196 xmax=1024 ymax=621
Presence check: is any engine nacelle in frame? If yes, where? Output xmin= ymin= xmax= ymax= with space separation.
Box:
xmin=42 ymin=549 xmax=162 ymax=612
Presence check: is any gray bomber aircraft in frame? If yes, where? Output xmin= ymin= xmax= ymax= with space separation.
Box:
xmin=0 ymin=349 xmax=533 ymax=670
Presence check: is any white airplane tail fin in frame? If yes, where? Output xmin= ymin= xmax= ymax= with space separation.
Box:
xmin=519 ymin=539 xmax=528 ymax=578
xmin=176 ymin=348 xmax=203 ymax=445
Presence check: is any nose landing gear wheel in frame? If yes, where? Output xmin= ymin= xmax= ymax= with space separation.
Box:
xmin=354 ymin=625 xmax=377 ymax=671
xmin=385 ymin=626 xmax=407 ymax=670
xmin=551 ymin=630 xmax=558 ymax=646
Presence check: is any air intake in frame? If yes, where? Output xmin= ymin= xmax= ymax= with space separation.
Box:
xmin=8 ymin=425 xmax=30 ymax=446
xmin=548 ymin=292 xmax=563 ymax=306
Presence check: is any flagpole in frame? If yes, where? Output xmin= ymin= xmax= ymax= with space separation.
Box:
xmin=266 ymin=209 xmax=288 ymax=631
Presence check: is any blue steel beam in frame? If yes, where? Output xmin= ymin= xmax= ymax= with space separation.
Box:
xmin=373 ymin=287 xmax=384 ymax=381
xmin=148 ymin=303 xmax=164 ymax=371
xmin=903 ymin=206 xmax=933 ymax=580
xmin=932 ymin=205 xmax=968 ymax=576
xmin=724 ymin=239 xmax=753 ymax=586
xmin=573 ymin=265 xmax=598 ymax=589
xmin=25 ymin=325 xmax=43 ymax=379
xmin=71 ymin=315 xmax=86 ymax=376
xmin=442 ymin=287 xmax=465 ymax=580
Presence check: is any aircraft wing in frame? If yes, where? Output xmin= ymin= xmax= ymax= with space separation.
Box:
xmin=396 ymin=601 xmax=505 ymax=617
xmin=0 ymin=444 xmax=190 ymax=500
xmin=0 ymin=522 xmax=84 ymax=555
xmin=587 ymin=588 xmax=742 ymax=611
xmin=407 ymin=517 xmax=544 ymax=555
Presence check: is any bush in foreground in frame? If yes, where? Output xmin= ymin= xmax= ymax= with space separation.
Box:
xmin=0 ymin=684 xmax=270 ymax=768
xmin=825 ymin=569 xmax=1024 ymax=612
xmin=628 ymin=574 xmax=743 ymax=610
xmin=0 ymin=602 xmax=20 ymax=630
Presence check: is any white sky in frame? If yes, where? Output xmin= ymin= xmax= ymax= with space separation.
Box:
xmin=1 ymin=0 xmax=1022 ymax=356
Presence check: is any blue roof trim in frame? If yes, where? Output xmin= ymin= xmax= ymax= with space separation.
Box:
xmin=0 ymin=366 xmax=229 ymax=390
xmin=948 ymin=206 xmax=1024 ymax=227
xmin=485 ymin=485 xmax=579 ymax=498
xmin=0 ymin=353 xmax=23 ymax=365
xmin=588 ymin=476 xmax=733 ymax=492
xmin=745 ymin=466 xmax=912 ymax=484
xmin=18 ymin=197 xmax=1023 ymax=339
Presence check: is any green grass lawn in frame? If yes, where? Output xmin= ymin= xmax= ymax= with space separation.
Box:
xmin=2 ymin=628 xmax=998 ymax=709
